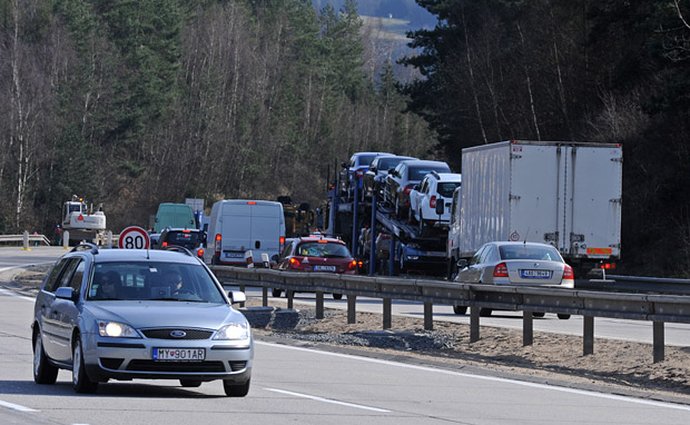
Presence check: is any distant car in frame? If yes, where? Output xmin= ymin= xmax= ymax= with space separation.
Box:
xmin=31 ymin=244 xmax=253 ymax=396
xmin=409 ymin=171 xmax=461 ymax=234
xmin=397 ymin=242 xmax=447 ymax=275
xmin=453 ymin=241 xmax=574 ymax=318
xmin=342 ymin=152 xmax=393 ymax=198
xmin=363 ymin=155 xmax=417 ymax=201
xmin=156 ymin=227 xmax=206 ymax=258
xmin=383 ymin=159 xmax=451 ymax=219
xmin=275 ymin=235 xmax=358 ymax=299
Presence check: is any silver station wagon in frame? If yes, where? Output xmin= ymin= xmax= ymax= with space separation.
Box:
xmin=31 ymin=244 xmax=253 ymax=396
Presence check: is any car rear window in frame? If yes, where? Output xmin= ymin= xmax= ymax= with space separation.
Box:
xmin=296 ymin=242 xmax=351 ymax=258
xmin=358 ymin=155 xmax=377 ymax=166
xmin=165 ymin=231 xmax=200 ymax=245
xmin=499 ymin=245 xmax=563 ymax=262
xmin=409 ymin=165 xmax=450 ymax=181
xmin=437 ymin=182 xmax=461 ymax=198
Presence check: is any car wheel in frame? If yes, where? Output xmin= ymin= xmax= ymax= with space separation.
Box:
xmin=272 ymin=288 xmax=282 ymax=297
xmin=453 ymin=305 xmax=467 ymax=315
xmin=72 ymin=336 xmax=98 ymax=393
xmin=180 ymin=379 xmax=202 ymax=387
xmin=479 ymin=308 xmax=492 ymax=317
xmin=33 ymin=330 xmax=58 ymax=385
xmin=532 ymin=312 xmax=546 ymax=318
xmin=557 ymin=314 xmax=571 ymax=320
xmin=223 ymin=379 xmax=250 ymax=397
xmin=332 ymin=293 xmax=343 ymax=300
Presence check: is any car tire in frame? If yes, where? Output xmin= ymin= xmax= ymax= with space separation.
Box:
xmin=223 ymin=379 xmax=250 ymax=397
xmin=332 ymin=293 xmax=343 ymax=300
xmin=453 ymin=305 xmax=467 ymax=315
xmin=33 ymin=330 xmax=58 ymax=385
xmin=72 ymin=336 xmax=98 ymax=393
xmin=272 ymin=288 xmax=282 ymax=298
xmin=479 ymin=308 xmax=492 ymax=317
xmin=557 ymin=314 xmax=571 ymax=320
xmin=180 ymin=379 xmax=202 ymax=387
xmin=532 ymin=312 xmax=546 ymax=318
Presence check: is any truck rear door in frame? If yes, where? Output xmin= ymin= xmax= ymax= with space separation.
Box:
xmin=250 ymin=204 xmax=282 ymax=256
xmin=221 ymin=203 xmax=251 ymax=261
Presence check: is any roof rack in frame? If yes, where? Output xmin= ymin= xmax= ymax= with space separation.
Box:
xmin=164 ymin=245 xmax=194 ymax=257
xmin=70 ymin=242 xmax=99 ymax=255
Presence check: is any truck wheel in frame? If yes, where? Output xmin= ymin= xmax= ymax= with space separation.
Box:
xmin=557 ymin=314 xmax=571 ymax=320
xmin=272 ymin=289 xmax=282 ymax=297
xmin=533 ymin=312 xmax=546 ymax=318
xmin=332 ymin=293 xmax=343 ymax=300
xmin=453 ymin=305 xmax=467 ymax=315
xmin=479 ymin=308 xmax=492 ymax=317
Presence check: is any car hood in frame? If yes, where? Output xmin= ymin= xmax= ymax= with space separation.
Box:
xmin=85 ymin=301 xmax=244 ymax=329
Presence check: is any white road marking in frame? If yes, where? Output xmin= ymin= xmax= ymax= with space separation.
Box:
xmin=0 ymin=399 xmax=39 ymax=412
xmin=0 ymin=287 xmax=35 ymax=301
xmin=264 ymin=388 xmax=390 ymax=413
xmin=257 ymin=341 xmax=690 ymax=412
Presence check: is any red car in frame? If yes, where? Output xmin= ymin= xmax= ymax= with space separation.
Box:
xmin=274 ymin=236 xmax=358 ymax=298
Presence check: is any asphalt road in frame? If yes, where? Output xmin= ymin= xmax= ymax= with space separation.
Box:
xmin=1 ymin=289 xmax=690 ymax=425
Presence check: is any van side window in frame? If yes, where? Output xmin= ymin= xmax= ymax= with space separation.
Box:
xmin=43 ymin=259 xmax=70 ymax=293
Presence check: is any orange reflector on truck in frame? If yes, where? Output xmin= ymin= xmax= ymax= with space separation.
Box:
xmin=587 ymin=247 xmax=613 ymax=255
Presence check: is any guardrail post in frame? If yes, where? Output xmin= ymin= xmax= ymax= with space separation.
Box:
xmin=423 ymin=302 xmax=433 ymax=330
xmin=315 ymin=291 xmax=324 ymax=319
xmin=239 ymin=285 xmax=246 ymax=308
xmin=382 ymin=298 xmax=392 ymax=329
xmin=369 ymin=198 xmax=377 ymax=276
xmin=63 ymin=230 xmax=70 ymax=250
xmin=653 ymin=321 xmax=665 ymax=363
xmin=287 ymin=290 xmax=294 ymax=309
xmin=470 ymin=306 xmax=480 ymax=342
xmin=523 ymin=311 xmax=533 ymax=346
xmin=583 ymin=316 xmax=594 ymax=356
xmin=389 ymin=237 xmax=395 ymax=276
xmin=262 ymin=287 xmax=268 ymax=307
xmin=347 ymin=294 xmax=356 ymax=324
xmin=22 ymin=231 xmax=30 ymax=251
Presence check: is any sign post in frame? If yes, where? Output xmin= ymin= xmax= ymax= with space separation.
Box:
xmin=118 ymin=226 xmax=151 ymax=250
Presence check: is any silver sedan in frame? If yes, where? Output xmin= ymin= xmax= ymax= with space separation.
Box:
xmin=32 ymin=246 xmax=253 ymax=396
xmin=453 ymin=241 xmax=574 ymax=317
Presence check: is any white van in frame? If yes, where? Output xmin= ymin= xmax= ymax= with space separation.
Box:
xmin=205 ymin=200 xmax=286 ymax=266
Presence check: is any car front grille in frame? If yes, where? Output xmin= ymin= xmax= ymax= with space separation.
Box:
xmin=141 ymin=328 xmax=214 ymax=340
xmin=126 ymin=360 xmax=225 ymax=373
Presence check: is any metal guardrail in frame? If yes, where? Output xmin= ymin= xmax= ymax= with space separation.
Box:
xmin=211 ymin=266 xmax=690 ymax=363
xmin=0 ymin=233 xmax=51 ymax=246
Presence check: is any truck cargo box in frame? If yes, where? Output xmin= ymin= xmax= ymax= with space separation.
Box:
xmin=457 ymin=140 xmax=622 ymax=264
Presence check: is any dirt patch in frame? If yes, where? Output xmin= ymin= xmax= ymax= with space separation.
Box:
xmin=4 ymin=267 xmax=690 ymax=405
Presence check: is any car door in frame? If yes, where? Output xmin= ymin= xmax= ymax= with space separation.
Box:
xmin=50 ymin=257 xmax=86 ymax=362
xmin=36 ymin=258 xmax=72 ymax=360
xmin=458 ymin=245 xmax=489 ymax=283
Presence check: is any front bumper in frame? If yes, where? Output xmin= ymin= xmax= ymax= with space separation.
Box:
xmin=83 ymin=333 xmax=253 ymax=383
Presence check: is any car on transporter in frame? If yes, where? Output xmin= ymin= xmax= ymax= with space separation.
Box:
xmin=31 ymin=244 xmax=253 ymax=396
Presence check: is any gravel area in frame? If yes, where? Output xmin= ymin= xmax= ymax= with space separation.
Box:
xmin=4 ymin=265 xmax=690 ymax=405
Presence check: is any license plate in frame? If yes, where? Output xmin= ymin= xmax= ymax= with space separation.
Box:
xmin=152 ymin=348 xmax=206 ymax=362
xmin=520 ymin=269 xmax=552 ymax=279
xmin=224 ymin=251 xmax=245 ymax=258
xmin=314 ymin=265 xmax=336 ymax=272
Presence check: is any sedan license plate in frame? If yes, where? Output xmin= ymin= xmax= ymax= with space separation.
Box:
xmin=152 ymin=348 xmax=206 ymax=362
xmin=520 ymin=269 xmax=552 ymax=279
xmin=314 ymin=265 xmax=336 ymax=272
xmin=224 ymin=251 xmax=245 ymax=259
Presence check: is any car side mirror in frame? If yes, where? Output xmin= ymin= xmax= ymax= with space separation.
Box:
xmin=55 ymin=286 xmax=77 ymax=302
xmin=413 ymin=184 xmax=420 ymax=191
xmin=436 ymin=201 xmax=444 ymax=215
xmin=456 ymin=259 xmax=468 ymax=269
xmin=228 ymin=291 xmax=246 ymax=304
xmin=341 ymin=162 xmax=348 ymax=169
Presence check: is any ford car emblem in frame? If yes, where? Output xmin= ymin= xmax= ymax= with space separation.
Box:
xmin=170 ymin=330 xmax=187 ymax=338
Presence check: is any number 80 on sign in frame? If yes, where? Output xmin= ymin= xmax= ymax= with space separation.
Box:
xmin=118 ymin=226 xmax=151 ymax=250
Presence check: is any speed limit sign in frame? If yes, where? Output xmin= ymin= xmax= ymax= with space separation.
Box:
xmin=118 ymin=226 xmax=151 ymax=250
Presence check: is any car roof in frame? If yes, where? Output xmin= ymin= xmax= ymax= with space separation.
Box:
xmin=401 ymin=159 xmax=450 ymax=168
xmin=70 ymin=248 xmax=204 ymax=265
xmin=489 ymin=241 xmax=558 ymax=249
xmin=162 ymin=228 xmax=202 ymax=232
xmin=432 ymin=172 xmax=462 ymax=182
xmin=296 ymin=236 xmax=346 ymax=245
xmin=352 ymin=151 xmax=392 ymax=157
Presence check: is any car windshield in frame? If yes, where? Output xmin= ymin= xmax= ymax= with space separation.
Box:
xmin=409 ymin=165 xmax=450 ymax=181
xmin=297 ymin=242 xmax=351 ymax=258
xmin=87 ymin=262 xmax=226 ymax=303
xmin=165 ymin=231 xmax=200 ymax=245
xmin=357 ymin=155 xmax=378 ymax=167
xmin=499 ymin=245 xmax=563 ymax=262
xmin=378 ymin=157 xmax=407 ymax=171
xmin=437 ymin=182 xmax=461 ymax=197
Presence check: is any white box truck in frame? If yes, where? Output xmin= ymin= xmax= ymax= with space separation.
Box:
xmin=205 ymin=200 xmax=286 ymax=266
xmin=447 ymin=140 xmax=622 ymax=277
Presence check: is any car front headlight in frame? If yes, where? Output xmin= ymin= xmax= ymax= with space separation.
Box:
xmin=97 ymin=320 xmax=140 ymax=338
xmin=213 ymin=322 xmax=251 ymax=341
